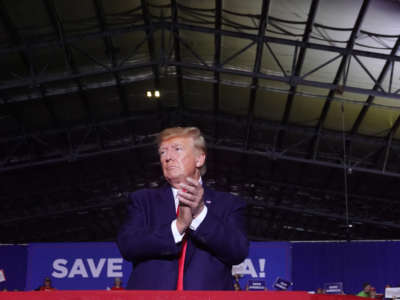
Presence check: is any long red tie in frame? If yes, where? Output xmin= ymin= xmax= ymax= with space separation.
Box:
xmin=176 ymin=205 xmax=188 ymax=291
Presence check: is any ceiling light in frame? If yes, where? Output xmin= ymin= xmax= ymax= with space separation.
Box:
xmin=154 ymin=90 xmax=160 ymax=98
xmin=146 ymin=91 xmax=152 ymax=98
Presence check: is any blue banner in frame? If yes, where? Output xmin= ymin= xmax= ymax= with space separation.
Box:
xmin=292 ymin=241 xmax=400 ymax=294
xmin=0 ymin=245 xmax=27 ymax=291
xmin=25 ymin=241 xmax=292 ymax=291
xmin=16 ymin=240 xmax=400 ymax=292
xmin=25 ymin=243 xmax=131 ymax=290
xmin=232 ymin=242 xmax=292 ymax=291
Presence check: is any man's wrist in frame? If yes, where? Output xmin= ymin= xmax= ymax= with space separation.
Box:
xmin=193 ymin=204 xmax=205 ymax=218
xmin=190 ymin=205 xmax=208 ymax=231
xmin=176 ymin=219 xmax=189 ymax=234
xmin=171 ymin=220 xmax=184 ymax=243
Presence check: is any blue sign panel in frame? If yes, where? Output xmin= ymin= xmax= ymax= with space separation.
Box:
xmin=247 ymin=279 xmax=266 ymax=290
xmin=292 ymin=241 xmax=400 ymax=294
xmin=274 ymin=277 xmax=293 ymax=290
xmin=324 ymin=282 xmax=344 ymax=294
xmin=0 ymin=245 xmax=27 ymax=291
xmin=25 ymin=243 xmax=131 ymax=290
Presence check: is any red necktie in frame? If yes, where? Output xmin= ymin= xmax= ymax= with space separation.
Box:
xmin=176 ymin=205 xmax=188 ymax=291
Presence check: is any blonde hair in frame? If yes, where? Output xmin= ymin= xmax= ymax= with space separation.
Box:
xmin=157 ymin=126 xmax=207 ymax=175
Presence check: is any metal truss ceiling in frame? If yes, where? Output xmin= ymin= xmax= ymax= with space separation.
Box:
xmin=1 ymin=0 xmax=400 ymax=242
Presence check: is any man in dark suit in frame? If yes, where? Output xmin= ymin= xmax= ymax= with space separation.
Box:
xmin=117 ymin=127 xmax=249 ymax=290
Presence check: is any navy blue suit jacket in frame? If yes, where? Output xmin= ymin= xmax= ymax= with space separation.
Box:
xmin=117 ymin=184 xmax=249 ymax=290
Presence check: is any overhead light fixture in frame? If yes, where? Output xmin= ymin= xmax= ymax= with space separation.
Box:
xmin=146 ymin=90 xmax=160 ymax=98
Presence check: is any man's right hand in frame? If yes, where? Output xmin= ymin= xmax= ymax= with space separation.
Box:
xmin=176 ymin=204 xmax=192 ymax=234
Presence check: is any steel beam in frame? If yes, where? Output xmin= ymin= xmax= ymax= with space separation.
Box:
xmin=276 ymin=0 xmax=319 ymax=150
xmin=2 ymin=18 xmax=400 ymax=64
xmin=244 ymin=0 xmax=270 ymax=150
xmin=169 ymin=61 xmax=400 ymax=100
xmin=0 ymin=21 xmax=155 ymax=55
xmin=1 ymin=108 xmax=396 ymax=151
xmin=0 ymin=61 xmax=157 ymax=92
xmin=171 ymin=0 xmax=185 ymax=114
xmin=210 ymin=143 xmax=400 ymax=179
xmin=350 ymin=36 xmax=400 ymax=134
xmin=3 ymin=17 xmax=400 ymax=104
xmin=382 ymin=117 xmax=400 ymax=172
xmin=0 ymin=0 xmax=59 ymax=127
xmin=141 ymin=0 xmax=161 ymax=94
xmin=93 ymin=0 xmax=129 ymax=115
xmin=4 ymin=71 xmax=153 ymax=103
xmin=2 ymin=110 xmax=400 ymax=178
xmin=306 ymin=0 xmax=370 ymax=158
xmin=213 ymin=0 xmax=222 ymax=140
xmin=263 ymin=41 xmax=288 ymax=77
xmin=171 ymin=22 xmax=400 ymax=63
xmin=43 ymin=0 xmax=93 ymax=122
xmin=0 ymin=140 xmax=154 ymax=173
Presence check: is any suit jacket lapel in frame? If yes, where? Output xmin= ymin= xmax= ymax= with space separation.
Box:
xmin=159 ymin=184 xmax=177 ymax=223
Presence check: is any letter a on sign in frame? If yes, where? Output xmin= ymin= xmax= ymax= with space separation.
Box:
xmin=68 ymin=259 xmax=89 ymax=278
xmin=233 ymin=259 xmax=258 ymax=278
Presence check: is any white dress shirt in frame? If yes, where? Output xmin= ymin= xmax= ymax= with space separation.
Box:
xmin=170 ymin=179 xmax=208 ymax=243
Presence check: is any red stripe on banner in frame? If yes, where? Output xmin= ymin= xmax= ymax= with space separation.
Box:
xmin=0 ymin=291 xmax=364 ymax=300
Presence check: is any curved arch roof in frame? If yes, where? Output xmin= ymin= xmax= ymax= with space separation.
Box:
xmin=1 ymin=0 xmax=400 ymax=242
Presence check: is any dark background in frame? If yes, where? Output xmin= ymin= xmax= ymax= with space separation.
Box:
xmin=1 ymin=0 xmax=400 ymax=243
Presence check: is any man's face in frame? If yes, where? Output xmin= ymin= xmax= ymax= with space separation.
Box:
xmin=159 ymin=136 xmax=205 ymax=187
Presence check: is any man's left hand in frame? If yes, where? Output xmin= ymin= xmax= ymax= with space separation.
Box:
xmin=177 ymin=177 xmax=205 ymax=218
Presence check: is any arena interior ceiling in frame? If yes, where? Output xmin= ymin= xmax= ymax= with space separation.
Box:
xmin=1 ymin=0 xmax=400 ymax=243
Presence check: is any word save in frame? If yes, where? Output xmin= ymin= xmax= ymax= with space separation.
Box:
xmin=52 ymin=258 xmax=123 ymax=278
